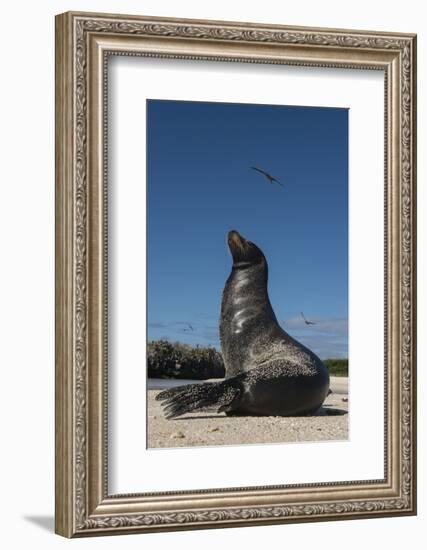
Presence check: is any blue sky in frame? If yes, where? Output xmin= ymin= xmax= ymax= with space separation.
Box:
xmin=147 ymin=100 xmax=348 ymax=359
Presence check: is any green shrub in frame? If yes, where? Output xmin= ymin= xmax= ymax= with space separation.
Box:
xmin=323 ymin=359 xmax=348 ymax=377
xmin=147 ymin=340 xmax=225 ymax=379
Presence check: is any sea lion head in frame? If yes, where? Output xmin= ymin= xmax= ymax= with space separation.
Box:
xmin=227 ymin=230 xmax=266 ymax=269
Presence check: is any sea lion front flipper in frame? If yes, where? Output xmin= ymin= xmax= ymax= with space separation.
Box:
xmin=156 ymin=379 xmax=242 ymax=419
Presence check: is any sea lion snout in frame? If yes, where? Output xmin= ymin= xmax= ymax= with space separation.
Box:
xmin=228 ymin=230 xmax=244 ymax=243
xmin=227 ymin=230 xmax=249 ymax=262
xmin=228 ymin=230 xmax=245 ymax=250
xmin=227 ymin=230 xmax=265 ymax=268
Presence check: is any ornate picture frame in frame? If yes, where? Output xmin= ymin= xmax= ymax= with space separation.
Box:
xmin=55 ymin=11 xmax=417 ymax=537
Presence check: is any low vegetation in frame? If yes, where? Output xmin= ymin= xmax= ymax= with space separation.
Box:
xmin=323 ymin=359 xmax=348 ymax=377
xmin=147 ymin=340 xmax=225 ymax=379
xmin=147 ymin=340 xmax=348 ymax=379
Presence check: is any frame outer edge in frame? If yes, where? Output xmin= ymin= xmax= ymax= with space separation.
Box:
xmin=409 ymin=35 xmax=417 ymax=514
xmin=62 ymin=10 xmax=417 ymax=40
xmin=55 ymin=12 xmax=75 ymax=538
xmin=413 ymin=35 xmax=417 ymax=514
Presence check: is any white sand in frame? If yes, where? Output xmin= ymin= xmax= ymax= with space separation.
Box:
xmin=147 ymin=377 xmax=348 ymax=449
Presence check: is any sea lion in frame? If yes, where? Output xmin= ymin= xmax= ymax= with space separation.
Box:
xmin=156 ymin=230 xmax=330 ymax=418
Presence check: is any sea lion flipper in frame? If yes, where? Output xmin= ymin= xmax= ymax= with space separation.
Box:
xmin=156 ymin=380 xmax=242 ymax=419
xmin=155 ymin=384 xmax=192 ymax=402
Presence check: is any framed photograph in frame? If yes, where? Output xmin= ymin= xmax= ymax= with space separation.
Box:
xmin=55 ymin=11 xmax=417 ymax=537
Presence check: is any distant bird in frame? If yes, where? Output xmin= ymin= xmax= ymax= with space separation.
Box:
xmin=251 ymin=166 xmax=283 ymax=187
xmin=301 ymin=312 xmax=316 ymax=325
xmin=183 ymin=323 xmax=194 ymax=333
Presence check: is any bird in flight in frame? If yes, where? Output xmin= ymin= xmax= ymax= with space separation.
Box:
xmin=251 ymin=166 xmax=283 ymax=187
xmin=183 ymin=323 xmax=194 ymax=333
xmin=301 ymin=312 xmax=316 ymax=325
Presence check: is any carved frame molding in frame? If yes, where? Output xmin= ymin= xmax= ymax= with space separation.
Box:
xmin=55 ymin=11 xmax=416 ymax=537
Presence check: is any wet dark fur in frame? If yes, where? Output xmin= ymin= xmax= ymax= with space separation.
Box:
xmin=156 ymin=230 xmax=330 ymax=418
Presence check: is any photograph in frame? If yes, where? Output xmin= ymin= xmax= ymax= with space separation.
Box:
xmin=146 ymin=99 xmax=349 ymax=448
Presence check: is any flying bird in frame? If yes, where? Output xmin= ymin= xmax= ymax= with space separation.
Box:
xmin=183 ymin=323 xmax=194 ymax=332
xmin=301 ymin=312 xmax=316 ymax=325
xmin=251 ymin=166 xmax=283 ymax=187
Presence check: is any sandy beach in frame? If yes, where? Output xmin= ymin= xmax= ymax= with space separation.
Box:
xmin=147 ymin=376 xmax=348 ymax=449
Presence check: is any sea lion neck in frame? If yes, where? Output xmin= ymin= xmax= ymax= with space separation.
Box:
xmin=223 ymin=261 xmax=270 ymax=315
xmin=230 ymin=258 xmax=268 ymax=281
xmin=220 ymin=256 xmax=278 ymax=369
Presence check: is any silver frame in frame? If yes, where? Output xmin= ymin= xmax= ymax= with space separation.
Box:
xmin=55 ymin=11 xmax=417 ymax=537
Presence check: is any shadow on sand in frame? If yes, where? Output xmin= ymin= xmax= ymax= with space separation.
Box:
xmin=166 ymin=406 xmax=348 ymax=421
